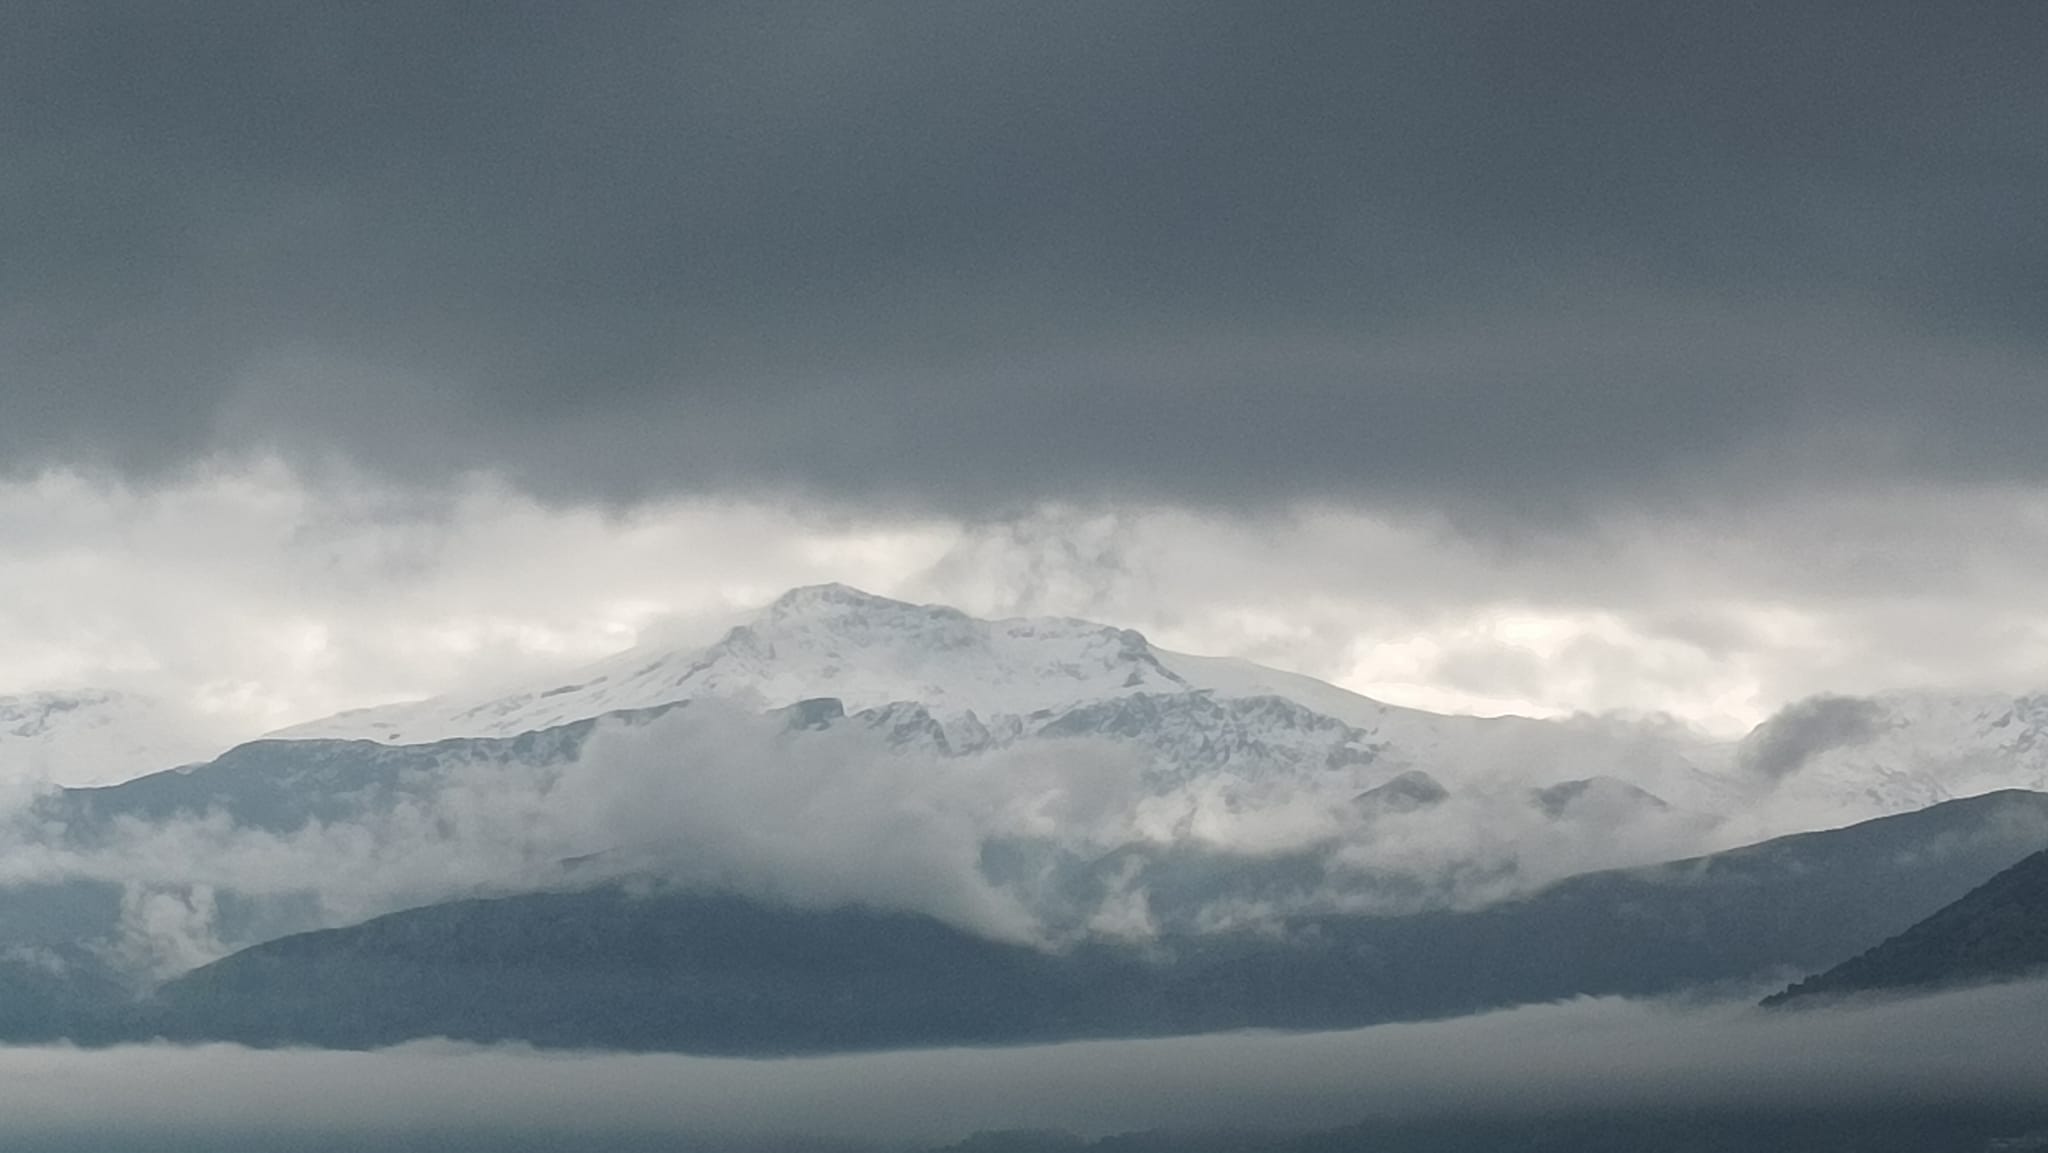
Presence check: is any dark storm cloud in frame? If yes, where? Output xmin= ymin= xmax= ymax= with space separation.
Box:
xmin=1736 ymin=694 xmax=1888 ymax=782
xmin=5 ymin=1 xmax=2044 ymax=511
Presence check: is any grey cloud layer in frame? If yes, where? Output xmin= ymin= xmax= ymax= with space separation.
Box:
xmin=4 ymin=982 xmax=2048 ymax=1144
xmin=7 ymin=2 xmax=2044 ymax=512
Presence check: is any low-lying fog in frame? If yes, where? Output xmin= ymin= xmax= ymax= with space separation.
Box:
xmin=3 ymin=980 xmax=2045 ymax=1149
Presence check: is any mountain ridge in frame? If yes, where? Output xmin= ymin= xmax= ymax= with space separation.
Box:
xmin=1765 ymin=844 xmax=2048 ymax=1007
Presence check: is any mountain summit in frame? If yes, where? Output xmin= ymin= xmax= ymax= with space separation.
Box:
xmin=269 ymin=585 xmax=1300 ymax=745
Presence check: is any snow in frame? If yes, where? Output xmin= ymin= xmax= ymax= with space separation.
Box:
xmin=0 ymin=690 xmax=235 ymax=787
xmin=1151 ymin=650 xmax=1395 ymax=730
xmin=274 ymin=584 xmax=1197 ymax=743
xmin=272 ymin=583 xmax=1592 ymax=760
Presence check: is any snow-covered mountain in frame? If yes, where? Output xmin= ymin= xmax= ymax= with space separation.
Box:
xmin=0 ymin=690 xmax=234 ymax=787
xmin=277 ymin=583 xmax=1224 ymax=743
xmin=15 ymin=584 xmax=2048 ymax=992
xmin=251 ymin=589 xmax=1761 ymax=843
xmin=241 ymin=584 xmax=2048 ymax=834
xmin=272 ymin=584 xmax=1710 ymax=793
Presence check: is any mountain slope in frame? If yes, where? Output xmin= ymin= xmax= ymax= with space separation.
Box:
xmin=127 ymin=790 xmax=2048 ymax=1053
xmin=1765 ymin=844 xmax=2048 ymax=1006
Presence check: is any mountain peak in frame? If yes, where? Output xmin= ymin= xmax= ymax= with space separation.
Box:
xmin=273 ymin=587 xmax=1197 ymax=743
xmin=751 ymin=583 xmax=977 ymax=637
xmin=766 ymin=582 xmax=912 ymax=615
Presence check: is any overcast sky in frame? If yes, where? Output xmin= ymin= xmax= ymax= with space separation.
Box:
xmin=4 ymin=2 xmax=2046 ymax=747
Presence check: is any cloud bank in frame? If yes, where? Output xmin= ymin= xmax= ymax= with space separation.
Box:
xmin=1 ymin=702 xmax=1765 ymax=975
xmin=2 ymin=3 xmax=2042 ymax=519
xmin=2 ymin=982 xmax=2047 ymax=1145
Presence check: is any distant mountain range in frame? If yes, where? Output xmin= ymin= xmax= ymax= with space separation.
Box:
xmin=261 ymin=584 xmax=2048 ymax=829
xmin=3 ymin=584 xmax=2047 ymax=1051
xmin=26 ymin=584 xmax=2048 ymax=832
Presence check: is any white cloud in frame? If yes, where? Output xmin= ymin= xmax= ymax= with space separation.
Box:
xmin=0 ymin=701 xmax=1758 ymax=974
xmin=12 ymin=460 xmax=2048 ymax=786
